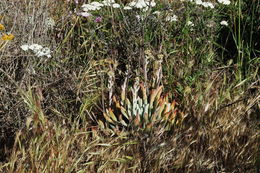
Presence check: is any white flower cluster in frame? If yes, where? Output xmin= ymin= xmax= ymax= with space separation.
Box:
xmin=79 ymin=0 xmax=121 ymax=17
xmin=166 ymin=14 xmax=178 ymax=22
xmin=45 ymin=17 xmax=55 ymax=29
xmin=194 ymin=0 xmax=214 ymax=8
xmin=79 ymin=0 xmax=157 ymax=16
xmin=20 ymin=44 xmax=51 ymax=58
xmin=153 ymin=10 xmax=178 ymax=23
xmin=187 ymin=21 xmax=194 ymax=27
xmin=152 ymin=11 xmax=161 ymax=15
xmin=201 ymin=2 xmax=214 ymax=8
xmin=186 ymin=0 xmax=214 ymax=8
xmin=190 ymin=0 xmax=230 ymax=7
xmin=217 ymin=0 xmax=231 ymax=5
xmin=220 ymin=20 xmax=228 ymax=26
xmin=126 ymin=0 xmax=156 ymax=11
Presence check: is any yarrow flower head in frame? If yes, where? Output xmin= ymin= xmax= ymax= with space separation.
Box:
xmin=202 ymin=2 xmax=214 ymax=8
xmin=29 ymin=44 xmax=43 ymax=52
xmin=220 ymin=20 xmax=228 ymax=26
xmin=217 ymin=0 xmax=231 ymax=5
xmin=21 ymin=44 xmax=52 ymax=58
xmin=102 ymin=0 xmax=115 ymax=6
xmin=187 ymin=21 xmax=194 ymax=27
xmin=166 ymin=14 xmax=178 ymax=22
xmin=79 ymin=12 xmax=92 ymax=18
xmin=136 ymin=15 xmax=144 ymax=21
xmin=35 ymin=47 xmax=51 ymax=58
xmin=123 ymin=6 xmax=132 ymax=10
xmin=195 ymin=0 xmax=202 ymax=5
xmin=128 ymin=0 xmax=156 ymax=9
xmin=80 ymin=0 xmax=122 ymax=18
xmin=112 ymin=3 xmax=120 ymax=8
xmin=90 ymin=1 xmax=104 ymax=7
xmin=153 ymin=11 xmax=161 ymax=15
xmin=82 ymin=4 xmax=102 ymax=11
xmin=45 ymin=17 xmax=55 ymax=29
xmin=20 ymin=45 xmax=29 ymax=51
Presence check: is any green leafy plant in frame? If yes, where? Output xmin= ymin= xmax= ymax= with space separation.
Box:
xmin=99 ymin=82 xmax=184 ymax=133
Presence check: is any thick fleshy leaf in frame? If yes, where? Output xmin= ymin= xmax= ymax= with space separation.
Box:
xmin=155 ymin=86 xmax=163 ymax=100
xmin=120 ymin=106 xmax=129 ymax=119
xmin=171 ymin=100 xmax=176 ymax=109
xmin=121 ymin=87 xmax=126 ymax=102
xmin=144 ymin=104 xmax=149 ymax=116
xmin=134 ymin=114 xmax=141 ymax=126
xmin=119 ymin=114 xmax=128 ymax=126
xmin=113 ymin=96 xmax=121 ymax=109
xmin=98 ymin=120 xmax=105 ymax=129
xmin=157 ymin=101 xmax=165 ymax=116
xmin=108 ymin=108 xmax=118 ymax=122
xmin=149 ymin=86 xmax=163 ymax=109
xmin=163 ymin=111 xmax=171 ymax=121
xmin=140 ymin=83 xmax=147 ymax=104
xmin=151 ymin=113 xmax=157 ymax=122
xmin=126 ymin=97 xmax=131 ymax=106
xmin=169 ymin=110 xmax=177 ymax=123
xmin=144 ymin=113 xmax=149 ymax=123
xmin=103 ymin=112 xmax=113 ymax=123
xmin=163 ymin=103 xmax=171 ymax=115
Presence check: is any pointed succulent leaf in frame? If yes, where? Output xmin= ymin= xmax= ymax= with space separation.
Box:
xmin=171 ymin=100 xmax=176 ymax=109
xmin=113 ymin=96 xmax=121 ymax=109
xmin=138 ymin=97 xmax=143 ymax=108
xmin=132 ymin=103 xmax=137 ymax=116
xmin=140 ymin=83 xmax=147 ymax=104
xmin=157 ymin=101 xmax=165 ymax=117
xmin=127 ymin=109 xmax=132 ymax=119
xmin=151 ymin=113 xmax=157 ymax=122
xmin=120 ymin=106 xmax=129 ymax=119
xmin=149 ymin=86 xmax=163 ymax=110
xmin=144 ymin=113 xmax=149 ymax=123
xmin=126 ymin=98 xmax=131 ymax=110
xmin=144 ymin=104 xmax=149 ymax=115
xmin=165 ymin=93 xmax=169 ymax=102
xmin=169 ymin=110 xmax=177 ymax=123
xmin=134 ymin=114 xmax=141 ymax=127
xmin=149 ymin=89 xmax=156 ymax=106
xmin=98 ymin=120 xmax=105 ymax=129
xmin=163 ymin=103 xmax=171 ymax=115
xmin=119 ymin=114 xmax=128 ymax=126
xmin=121 ymin=87 xmax=126 ymax=103
xmin=108 ymin=108 xmax=118 ymax=122
xmin=163 ymin=110 xmax=172 ymax=121
xmin=103 ymin=112 xmax=114 ymax=123
xmin=137 ymin=107 xmax=143 ymax=117
xmin=155 ymin=86 xmax=163 ymax=100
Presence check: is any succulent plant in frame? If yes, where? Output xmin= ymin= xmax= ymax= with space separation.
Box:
xmin=99 ymin=82 xmax=184 ymax=132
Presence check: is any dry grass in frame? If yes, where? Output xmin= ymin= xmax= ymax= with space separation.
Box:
xmin=0 ymin=0 xmax=259 ymax=172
